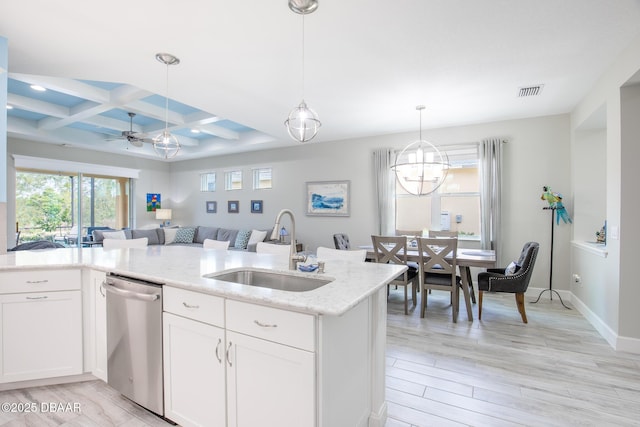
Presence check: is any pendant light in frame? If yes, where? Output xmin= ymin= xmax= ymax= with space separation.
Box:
xmin=392 ymin=105 xmax=450 ymax=196
xmin=285 ymin=0 xmax=321 ymax=143
xmin=153 ymin=53 xmax=181 ymax=159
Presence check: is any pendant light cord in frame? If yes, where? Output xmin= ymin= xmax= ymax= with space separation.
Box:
xmin=301 ymin=14 xmax=306 ymax=100
xmin=164 ymin=63 xmax=170 ymax=131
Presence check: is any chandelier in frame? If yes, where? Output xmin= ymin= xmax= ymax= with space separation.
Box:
xmin=392 ymin=105 xmax=449 ymax=196
xmin=153 ymin=53 xmax=181 ymax=159
xmin=284 ymin=0 xmax=321 ymax=143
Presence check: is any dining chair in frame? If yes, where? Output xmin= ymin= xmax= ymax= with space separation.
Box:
xmin=417 ymin=237 xmax=472 ymax=322
xmin=371 ymin=235 xmax=417 ymax=314
xmin=332 ymin=233 xmax=351 ymax=250
xmin=427 ymin=230 xmax=476 ymax=304
xmin=395 ymin=230 xmax=423 ymax=238
xmin=428 ymin=230 xmax=458 ymax=238
xmin=316 ymin=246 xmax=366 ymax=262
xmin=477 ymin=242 xmax=539 ymax=323
xmin=203 ymin=239 xmax=231 ymax=250
xmin=256 ymin=242 xmax=291 ymax=255
xmin=102 ymin=237 xmax=149 ymax=249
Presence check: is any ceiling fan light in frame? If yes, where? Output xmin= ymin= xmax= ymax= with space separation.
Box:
xmin=285 ymin=100 xmax=321 ymax=143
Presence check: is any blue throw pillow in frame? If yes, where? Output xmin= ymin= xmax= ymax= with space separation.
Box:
xmin=173 ymin=227 xmax=196 ymax=244
xmin=235 ymin=229 xmax=252 ymax=250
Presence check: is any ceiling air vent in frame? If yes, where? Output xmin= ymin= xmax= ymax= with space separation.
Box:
xmin=518 ymin=85 xmax=544 ymax=97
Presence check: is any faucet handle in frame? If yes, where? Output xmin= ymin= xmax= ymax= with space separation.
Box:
xmin=317 ymin=261 xmax=325 ymax=274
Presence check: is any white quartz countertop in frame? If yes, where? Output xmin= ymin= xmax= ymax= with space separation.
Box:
xmin=0 ymin=246 xmax=406 ymax=316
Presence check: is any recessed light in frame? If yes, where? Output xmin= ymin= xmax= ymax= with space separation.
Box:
xmin=30 ymin=84 xmax=46 ymax=92
xmin=190 ymin=129 xmax=201 ymax=134
xmin=6 ymin=104 xmax=13 ymax=110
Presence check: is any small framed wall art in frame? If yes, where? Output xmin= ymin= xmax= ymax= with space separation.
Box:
xmin=251 ymin=200 xmax=263 ymax=213
xmin=228 ymin=200 xmax=239 ymax=213
xmin=206 ymin=201 xmax=217 ymax=213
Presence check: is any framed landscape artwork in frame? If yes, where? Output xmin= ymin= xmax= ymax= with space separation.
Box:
xmin=206 ymin=201 xmax=217 ymax=213
xmin=306 ymin=181 xmax=350 ymax=217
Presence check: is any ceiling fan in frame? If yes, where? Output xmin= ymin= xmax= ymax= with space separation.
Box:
xmin=117 ymin=112 xmax=154 ymax=147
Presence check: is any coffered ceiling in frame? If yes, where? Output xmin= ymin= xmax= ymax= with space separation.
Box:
xmin=2 ymin=0 xmax=640 ymax=161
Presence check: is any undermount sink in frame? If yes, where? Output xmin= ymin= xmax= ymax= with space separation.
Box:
xmin=205 ymin=269 xmax=332 ymax=292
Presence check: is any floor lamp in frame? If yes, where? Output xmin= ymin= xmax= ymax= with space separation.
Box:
xmin=531 ymin=206 xmax=571 ymax=309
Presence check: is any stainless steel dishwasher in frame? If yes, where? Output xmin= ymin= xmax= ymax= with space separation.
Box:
xmin=103 ymin=274 xmax=164 ymax=416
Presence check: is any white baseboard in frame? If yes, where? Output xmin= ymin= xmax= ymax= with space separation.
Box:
xmin=564 ymin=293 xmax=640 ymax=355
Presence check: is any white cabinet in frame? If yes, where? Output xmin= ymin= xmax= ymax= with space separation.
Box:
xmin=226 ymin=330 xmax=315 ymax=427
xmin=163 ymin=288 xmax=316 ymax=427
xmin=0 ymin=269 xmax=82 ymax=383
xmin=163 ymin=287 xmax=226 ymax=427
xmin=225 ymin=299 xmax=316 ymax=427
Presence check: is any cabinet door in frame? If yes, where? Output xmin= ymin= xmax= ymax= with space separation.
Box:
xmin=93 ymin=271 xmax=108 ymax=381
xmin=226 ymin=330 xmax=315 ymax=427
xmin=0 ymin=290 xmax=83 ymax=383
xmin=163 ymin=313 xmax=226 ymax=427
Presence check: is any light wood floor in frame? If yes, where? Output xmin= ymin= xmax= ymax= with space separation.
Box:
xmin=1 ymin=290 xmax=639 ymax=426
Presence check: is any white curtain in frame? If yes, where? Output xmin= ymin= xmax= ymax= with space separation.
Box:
xmin=373 ymin=148 xmax=395 ymax=236
xmin=479 ymin=138 xmax=503 ymax=261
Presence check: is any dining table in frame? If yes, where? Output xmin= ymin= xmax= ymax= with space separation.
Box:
xmin=361 ymin=245 xmax=496 ymax=321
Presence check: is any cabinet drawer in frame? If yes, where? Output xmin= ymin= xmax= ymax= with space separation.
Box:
xmin=0 ymin=269 xmax=81 ymax=294
xmin=163 ymin=286 xmax=224 ymax=327
xmin=226 ymin=299 xmax=315 ymax=351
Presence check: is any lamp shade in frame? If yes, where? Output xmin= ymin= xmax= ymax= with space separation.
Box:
xmin=155 ymin=209 xmax=172 ymax=220
xmin=392 ymin=140 xmax=449 ymax=196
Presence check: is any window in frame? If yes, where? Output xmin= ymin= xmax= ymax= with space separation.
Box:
xmin=253 ymin=168 xmax=272 ymax=189
xmin=200 ymin=173 xmax=216 ymax=192
xmin=225 ymin=170 xmax=243 ymax=190
xmin=395 ymin=145 xmax=480 ymax=240
xmin=16 ymin=170 xmax=131 ymax=244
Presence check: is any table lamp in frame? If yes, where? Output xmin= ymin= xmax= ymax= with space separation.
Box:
xmin=156 ymin=209 xmax=172 ymax=227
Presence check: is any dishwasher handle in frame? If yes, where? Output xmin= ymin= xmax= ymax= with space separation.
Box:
xmin=102 ymin=281 xmax=160 ymax=302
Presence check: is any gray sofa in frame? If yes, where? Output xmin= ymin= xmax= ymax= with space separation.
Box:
xmin=93 ymin=226 xmax=272 ymax=251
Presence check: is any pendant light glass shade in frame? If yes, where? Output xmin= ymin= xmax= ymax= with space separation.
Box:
xmin=153 ymin=53 xmax=181 ymax=159
xmin=285 ymin=0 xmax=321 ymax=143
xmin=285 ymin=100 xmax=321 ymax=142
xmin=392 ymin=106 xmax=450 ymax=196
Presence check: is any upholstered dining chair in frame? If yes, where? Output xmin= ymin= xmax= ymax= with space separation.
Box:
xmin=102 ymin=237 xmax=149 ymax=249
xmin=203 ymin=239 xmax=231 ymax=250
xmin=371 ymin=235 xmax=417 ymax=314
xmin=316 ymin=246 xmax=366 ymax=262
xmin=333 ymin=233 xmax=351 ymax=250
xmin=417 ymin=237 xmax=472 ymax=322
xmin=477 ymin=241 xmax=539 ymax=323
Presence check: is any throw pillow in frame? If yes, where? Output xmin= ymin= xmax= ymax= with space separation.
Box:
xmin=194 ymin=226 xmax=219 ymax=243
xmin=247 ymin=229 xmax=268 ymax=246
xmin=132 ymin=229 xmax=161 ymax=245
xmin=173 ymin=227 xmax=196 ymax=244
xmin=164 ymin=228 xmax=178 ymax=245
xmin=102 ymin=230 xmax=126 ymax=240
xmin=505 ymin=261 xmax=519 ymax=275
xmin=235 ymin=229 xmax=252 ymax=250
xmin=217 ymin=229 xmax=239 ymax=247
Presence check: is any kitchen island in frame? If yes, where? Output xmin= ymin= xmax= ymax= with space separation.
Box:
xmin=0 ymin=246 xmax=405 ymax=427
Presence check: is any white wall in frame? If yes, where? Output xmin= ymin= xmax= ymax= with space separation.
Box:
xmin=171 ymin=114 xmax=572 ymax=292
xmin=571 ymin=30 xmax=640 ymax=351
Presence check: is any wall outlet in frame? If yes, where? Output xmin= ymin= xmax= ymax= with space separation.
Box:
xmin=572 ymin=274 xmax=581 ymax=284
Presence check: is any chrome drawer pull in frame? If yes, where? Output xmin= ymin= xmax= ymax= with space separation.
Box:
xmin=215 ymin=338 xmax=222 ymax=363
xmin=26 ymin=280 xmax=48 ymax=284
xmin=26 ymin=296 xmax=48 ymax=300
xmin=226 ymin=342 xmax=233 ymax=367
xmin=254 ymin=320 xmax=278 ymax=328
xmin=182 ymin=302 xmax=200 ymax=309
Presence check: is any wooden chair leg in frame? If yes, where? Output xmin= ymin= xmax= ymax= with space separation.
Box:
xmin=515 ymin=292 xmax=528 ymax=323
xmin=478 ymin=290 xmax=483 ymax=320
xmin=404 ymin=285 xmax=408 ymax=315
xmin=421 ymin=284 xmax=428 ymax=318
